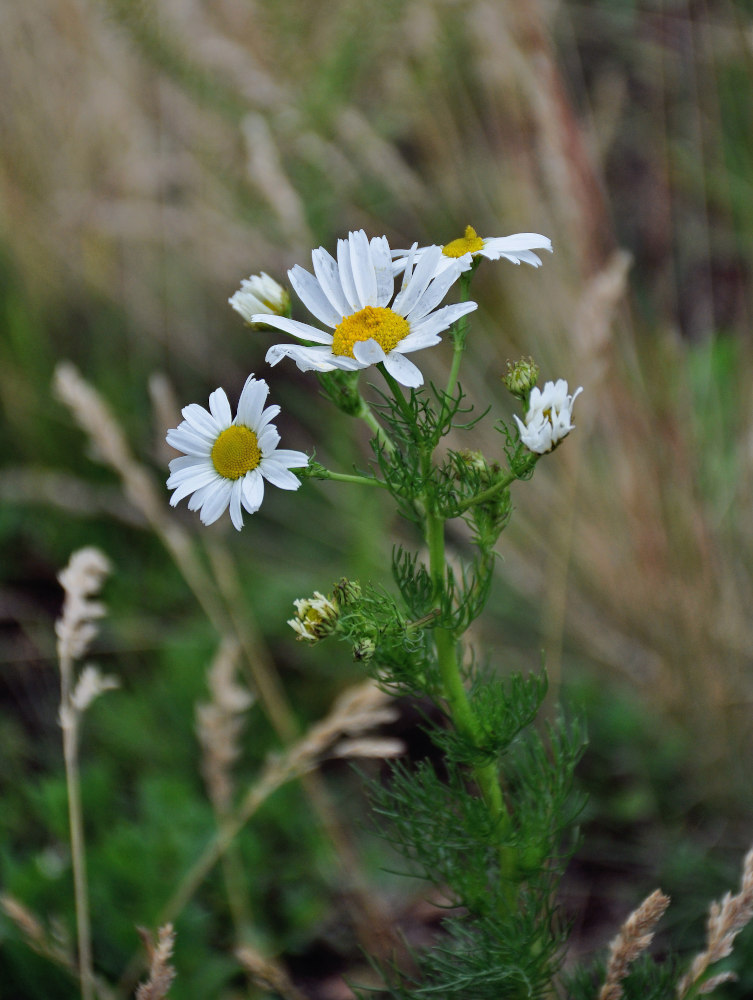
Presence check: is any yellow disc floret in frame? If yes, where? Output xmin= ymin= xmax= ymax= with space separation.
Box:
xmin=442 ymin=225 xmax=485 ymax=258
xmin=331 ymin=305 xmax=409 ymax=359
xmin=211 ymin=425 xmax=261 ymax=480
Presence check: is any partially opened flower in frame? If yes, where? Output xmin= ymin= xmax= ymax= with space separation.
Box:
xmin=514 ymin=379 xmax=583 ymax=454
xmin=392 ymin=225 xmax=553 ymax=279
xmin=229 ymin=272 xmax=290 ymax=328
xmin=250 ymin=230 xmax=477 ymax=389
xmin=166 ymin=375 xmax=308 ymax=530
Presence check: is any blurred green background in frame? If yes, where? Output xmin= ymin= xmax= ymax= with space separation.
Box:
xmin=1 ymin=0 xmax=753 ymax=996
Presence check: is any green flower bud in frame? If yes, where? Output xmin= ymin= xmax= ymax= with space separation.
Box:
xmin=502 ymin=357 xmax=539 ymax=399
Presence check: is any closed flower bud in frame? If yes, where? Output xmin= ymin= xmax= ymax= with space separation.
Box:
xmin=352 ymin=638 xmax=376 ymax=662
xmin=229 ymin=273 xmax=291 ymax=329
xmin=502 ymin=357 xmax=540 ymax=399
xmin=332 ymin=578 xmax=362 ymax=606
xmin=288 ymin=592 xmax=339 ymax=642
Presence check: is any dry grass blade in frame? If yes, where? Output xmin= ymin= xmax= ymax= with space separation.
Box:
xmin=599 ymin=889 xmax=670 ymax=1000
xmin=677 ymin=845 xmax=753 ymax=997
xmin=135 ymin=925 xmax=177 ymax=1000
xmin=236 ymin=944 xmax=309 ymax=1000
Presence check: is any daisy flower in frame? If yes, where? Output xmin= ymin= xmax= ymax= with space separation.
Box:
xmin=514 ymin=379 xmax=583 ymax=454
xmin=229 ymin=272 xmax=290 ymax=328
xmin=249 ymin=229 xmax=477 ymax=389
xmin=392 ymin=225 xmax=553 ymax=279
xmin=166 ymin=375 xmax=308 ymax=530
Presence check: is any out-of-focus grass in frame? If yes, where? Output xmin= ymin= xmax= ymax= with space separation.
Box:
xmin=1 ymin=0 xmax=753 ymax=996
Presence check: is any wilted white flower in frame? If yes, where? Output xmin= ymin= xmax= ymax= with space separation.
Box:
xmin=229 ymin=272 xmax=290 ymax=328
xmin=513 ymin=379 xmax=583 ymax=454
xmin=288 ymin=592 xmax=339 ymax=642
xmin=253 ymin=230 xmax=477 ymax=389
xmin=392 ymin=225 xmax=552 ymax=282
xmin=166 ymin=375 xmax=308 ymax=531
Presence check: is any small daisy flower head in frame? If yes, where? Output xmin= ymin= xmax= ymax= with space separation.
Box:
xmin=250 ymin=229 xmax=477 ymax=389
xmin=229 ymin=272 xmax=291 ymax=329
xmin=392 ymin=225 xmax=553 ymax=280
xmin=288 ymin=591 xmax=339 ymax=642
xmin=166 ymin=375 xmax=308 ymax=531
xmin=514 ymin=379 xmax=583 ymax=454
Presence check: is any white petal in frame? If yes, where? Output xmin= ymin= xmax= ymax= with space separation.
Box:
xmin=370 ymin=235 xmax=395 ymax=306
xmin=208 ymin=388 xmax=232 ymax=428
xmin=169 ymin=469 xmax=220 ymax=506
xmin=258 ymin=425 xmax=281 ymax=453
xmin=395 ymin=329 xmax=442 ymax=353
xmin=348 ymin=229 xmax=378 ymax=306
xmin=352 ymin=339 xmax=387 ymax=366
xmin=311 ymin=247 xmax=351 ymax=318
xmin=266 ymin=342 xmax=338 ymax=371
xmin=256 ymin=404 xmax=281 ymax=434
xmin=483 ymin=233 xmax=552 ymax=254
xmin=408 ymin=301 xmax=477 ymax=342
xmin=166 ymin=426 xmax=213 ymax=457
xmin=228 ymin=480 xmax=245 ymax=530
xmin=403 ymin=263 xmax=464 ymax=323
xmin=180 ymin=403 xmax=221 ymax=441
xmin=187 ymin=482 xmax=213 ymax=511
xmin=241 ymin=470 xmax=264 ymax=513
xmin=289 ymin=264 xmax=342 ymax=327
xmin=383 ymin=351 xmax=424 ymax=388
xmin=261 ymin=461 xmax=303 ymax=490
xmin=392 ymin=245 xmax=443 ymax=316
xmin=337 ymin=235 xmax=360 ymax=311
xmin=168 ymin=454 xmax=205 ymax=475
xmin=236 ymin=375 xmax=269 ymax=428
xmin=271 ymin=448 xmax=309 ymax=469
xmin=199 ymin=480 xmax=233 ymax=525
xmin=252 ymin=315 xmax=334 ymax=345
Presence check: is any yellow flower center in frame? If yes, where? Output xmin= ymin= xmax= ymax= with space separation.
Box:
xmin=211 ymin=425 xmax=261 ymax=480
xmin=331 ymin=306 xmax=409 ymax=359
xmin=442 ymin=225 xmax=485 ymax=258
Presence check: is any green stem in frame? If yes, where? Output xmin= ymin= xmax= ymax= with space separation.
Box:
xmin=311 ymin=468 xmax=389 ymax=489
xmin=355 ymin=397 xmax=395 ymax=455
xmin=444 ymin=267 xmax=476 ymax=402
xmin=424 ymin=506 xmax=517 ymax=887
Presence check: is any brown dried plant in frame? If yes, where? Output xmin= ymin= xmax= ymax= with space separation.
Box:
xmin=56 ymin=546 xmax=117 ymax=1000
xmin=598 ymin=889 xmax=671 ymax=1000
xmin=677 ymin=846 xmax=753 ymax=997
xmin=135 ymin=924 xmax=177 ymax=1000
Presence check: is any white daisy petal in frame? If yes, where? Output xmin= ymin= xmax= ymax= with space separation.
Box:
xmin=199 ymin=479 xmax=233 ymax=525
xmin=289 ymin=264 xmax=342 ymax=328
xmin=403 ymin=263 xmax=465 ymax=324
xmin=271 ymin=449 xmax=309 ymax=469
xmin=251 ymin=315 xmax=334 ymax=345
xmin=236 ymin=375 xmax=269 ymax=427
xmin=242 ymin=469 xmax=264 ymax=513
xmin=392 ymin=245 xmax=443 ymax=317
xmin=258 ymin=425 xmax=281 ymax=453
xmin=229 ymin=480 xmax=244 ymax=531
xmin=311 ymin=247 xmax=352 ymax=318
xmin=207 ymin=388 xmax=232 ymax=428
xmin=266 ymin=342 xmax=337 ymax=371
xmin=166 ymin=426 xmax=213 ymax=457
xmin=348 ymin=229 xmax=377 ymax=306
xmin=408 ymin=301 xmax=477 ymax=343
xmin=181 ymin=403 xmax=222 ymax=440
xmin=261 ymin=462 xmax=303 ymax=490
xmin=383 ymin=351 xmax=424 ymax=388
xmin=352 ymin=339 xmax=387 ymax=366
xmin=337 ymin=235 xmax=361 ymax=311
xmin=165 ymin=379 xmax=308 ymax=529
xmin=370 ymin=235 xmax=394 ymax=306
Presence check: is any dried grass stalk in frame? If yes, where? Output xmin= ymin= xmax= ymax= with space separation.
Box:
xmin=236 ymin=944 xmax=309 ymax=1000
xmin=599 ymin=889 xmax=670 ymax=1000
xmin=196 ymin=637 xmax=253 ymax=814
xmin=677 ymin=845 xmax=753 ymax=997
xmin=135 ymin=925 xmax=176 ymax=1000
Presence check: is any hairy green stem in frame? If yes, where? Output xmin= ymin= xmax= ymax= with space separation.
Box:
xmin=444 ymin=266 xmax=477 ymax=402
xmin=355 ymin=397 xmax=395 ymax=454
xmin=311 ymin=467 xmax=388 ymax=489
